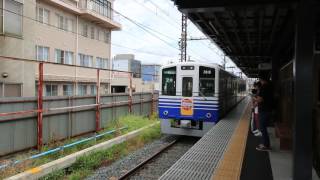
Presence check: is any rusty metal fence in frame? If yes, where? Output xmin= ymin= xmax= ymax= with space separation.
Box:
xmin=0 ymin=92 xmax=158 ymax=156
xmin=0 ymin=54 xmax=160 ymax=156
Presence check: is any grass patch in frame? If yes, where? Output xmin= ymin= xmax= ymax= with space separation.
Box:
xmin=40 ymin=123 xmax=161 ymax=180
xmin=0 ymin=114 xmax=159 ymax=179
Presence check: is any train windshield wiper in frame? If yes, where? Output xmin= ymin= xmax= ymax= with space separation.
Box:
xmin=199 ymin=90 xmax=207 ymax=100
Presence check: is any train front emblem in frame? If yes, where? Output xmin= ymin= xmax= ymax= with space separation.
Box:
xmin=181 ymin=98 xmax=193 ymax=116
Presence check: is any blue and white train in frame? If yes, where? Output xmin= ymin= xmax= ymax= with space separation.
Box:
xmin=159 ymin=62 xmax=246 ymax=137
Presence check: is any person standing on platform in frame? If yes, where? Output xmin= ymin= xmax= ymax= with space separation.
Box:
xmin=251 ymin=81 xmax=262 ymax=137
xmin=254 ymin=73 xmax=273 ymax=151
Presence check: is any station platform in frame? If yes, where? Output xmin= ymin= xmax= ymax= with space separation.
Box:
xmin=159 ymin=97 xmax=319 ymax=180
xmin=160 ymin=98 xmax=250 ymax=180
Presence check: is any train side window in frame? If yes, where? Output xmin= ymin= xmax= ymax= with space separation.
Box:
xmin=199 ymin=66 xmax=215 ymax=97
xmin=162 ymin=67 xmax=176 ymax=96
xmin=182 ymin=77 xmax=193 ymax=97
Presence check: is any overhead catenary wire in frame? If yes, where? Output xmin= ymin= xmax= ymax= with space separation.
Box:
xmin=134 ymin=0 xmax=226 ymax=61
xmin=132 ymin=0 xmax=182 ymax=31
xmin=9 ymin=0 xmax=215 ymax=63
xmin=1 ymin=1 xmax=221 ymax=65
xmin=0 ymin=7 xmax=173 ymax=59
xmin=130 ymin=0 xmax=213 ymax=62
xmin=111 ymin=4 xmax=214 ymax=62
xmin=27 ymin=0 xmax=225 ymax=64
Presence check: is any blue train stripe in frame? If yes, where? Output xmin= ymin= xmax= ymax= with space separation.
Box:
xmin=159 ymin=106 xmax=180 ymax=109
xmin=193 ymin=102 xmax=218 ymax=105
xmin=159 ymin=102 xmax=218 ymax=106
xmin=158 ymin=102 xmax=181 ymax=106
xmin=159 ymin=106 xmax=218 ymax=111
xmin=194 ymin=104 xmax=218 ymax=107
xmin=194 ymin=108 xmax=218 ymax=111
xmin=159 ymin=105 xmax=218 ymax=107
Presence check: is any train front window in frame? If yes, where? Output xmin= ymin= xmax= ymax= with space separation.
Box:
xmin=182 ymin=77 xmax=193 ymax=97
xmin=199 ymin=66 xmax=215 ymax=97
xmin=162 ymin=67 xmax=176 ymax=96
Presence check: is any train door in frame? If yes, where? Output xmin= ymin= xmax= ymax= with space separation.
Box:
xmin=181 ymin=76 xmax=194 ymax=116
xmin=182 ymin=77 xmax=193 ymax=97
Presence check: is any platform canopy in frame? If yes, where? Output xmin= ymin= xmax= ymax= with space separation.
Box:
xmin=172 ymin=0 xmax=298 ymax=77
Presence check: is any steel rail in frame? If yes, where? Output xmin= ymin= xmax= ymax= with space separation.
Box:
xmin=118 ymin=138 xmax=179 ymax=180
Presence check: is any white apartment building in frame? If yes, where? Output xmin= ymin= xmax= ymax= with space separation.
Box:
xmin=111 ymin=54 xmax=155 ymax=93
xmin=0 ymin=0 xmax=121 ymax=97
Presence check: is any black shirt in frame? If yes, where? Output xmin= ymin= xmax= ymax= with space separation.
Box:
xmin=258 ymin=82 xmax=273 ymax=112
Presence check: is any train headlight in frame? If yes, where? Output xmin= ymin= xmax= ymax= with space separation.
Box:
xmin=206 ymin=113 xmax=212 ymax=118
xmin=163 ymin=110 xmax=168 ymax=116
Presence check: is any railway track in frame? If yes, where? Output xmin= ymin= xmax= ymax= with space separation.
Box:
xmin=118 ymin=137 xmax=198 ymax=180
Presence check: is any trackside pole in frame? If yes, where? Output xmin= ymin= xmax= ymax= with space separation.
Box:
xmin=96 ymin=69 xmax=101 ymax=132
xmin=128 ymin=72 xmax=133 ymax=113
xmin=37 ymin=62 xmax=44 ymax=150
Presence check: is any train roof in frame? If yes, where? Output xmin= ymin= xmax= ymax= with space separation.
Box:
xmin=161 ymin=61 xmax=221 ymax=69
xmin=161 ymin=61 xmax=243 ymax=79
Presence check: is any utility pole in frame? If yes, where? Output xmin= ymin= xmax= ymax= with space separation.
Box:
xmin=179 ymin=13 xmax=187 ymax=62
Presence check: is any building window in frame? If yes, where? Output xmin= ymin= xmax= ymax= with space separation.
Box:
xmin=90 ymin=26 xmax=95 ymax=39
xmin=56 ymin=14 xmax=73 ymax=32
xmin=37 ymin=7 xmax=49 ymax=24
xmin=0 ymin=83 xmax=2 ymax=97
xmin=55 ymin=49 xmax=73 ymax=64
xmin=57 ymin=14 xmax=64 ymax=30
xmin=64 ymin=51 xmax=73 ymax=65
xmin=36 ymin=46 xmax=49 ymax=61
xmin=67 ymin=19 xmax=74 ymax=32
xmin=104 ymin=30 xmax=111 ymax=43
xmin=78 ymin=54 xmax=93 ymax=67
xmin=1 ymin=83 xmax=22 ymax=97
xmin=78 ymin=84 xmax=87 ymax=96
xmin=96 ymin=57 xmax=108 ymax=69
xmin=81 ymin=23 xmax=88 ymax=37
xmin=90 ymin=85 xmax=96 ymax=95
xmin=96 ymin=29 xmax=100 ymax=40
xmin=63 ymin=84 xmax=73 ymax=96
xmin=45 ymin=84 xmax=58 ymax=96
xmin=3 ymin=0 xmax=23 ymax=36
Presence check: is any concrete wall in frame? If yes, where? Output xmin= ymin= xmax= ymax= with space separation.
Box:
xmin=0 ymin=0 xmax=37 ymax=96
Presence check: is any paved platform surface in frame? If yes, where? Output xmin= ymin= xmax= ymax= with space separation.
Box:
xmin=159 ymin=98 xmax=249 ymax=180
xmin=240 ymin=127 xmax=273 ymax=180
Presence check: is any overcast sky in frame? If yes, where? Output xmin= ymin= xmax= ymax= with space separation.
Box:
xmin=111 ymin=0 xmax=242 ymax=75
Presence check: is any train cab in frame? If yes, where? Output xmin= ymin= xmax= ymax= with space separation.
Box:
xmin=159 ymin=62 xmax=219 ymax=137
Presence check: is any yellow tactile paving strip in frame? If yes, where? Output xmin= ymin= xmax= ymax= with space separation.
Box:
xmin=212 ymin=103 xmax=251 ymax=180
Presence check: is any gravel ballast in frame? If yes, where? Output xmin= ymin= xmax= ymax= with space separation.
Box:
xmin=87 ymin=135 xmax=198 ymax=180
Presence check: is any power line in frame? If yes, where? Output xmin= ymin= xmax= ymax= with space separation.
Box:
xmin=0 ymin=7 xmax=173 ymax=58
xmin=148 ymin=0 xmax=181 ymax=26
xmin=112 ymin=8 xmax=180 ymax=51
xmin=112 ymin=3 xmax=215 ymax=62
xmin=132 ymin=0 xmax=181 ymax=32
xmin=25 ymin=0 xmax=224 ymax=62
xmin=2 ymin=1 xmax=220 ymax=64
xmin=112 ymin=43 xmax=172 ymax=57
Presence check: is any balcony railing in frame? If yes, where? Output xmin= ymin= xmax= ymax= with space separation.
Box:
xmin=46 ymin=0 xmax=121 ymax=29
xmin=79 ymin=0 xmax=113 ymax=20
